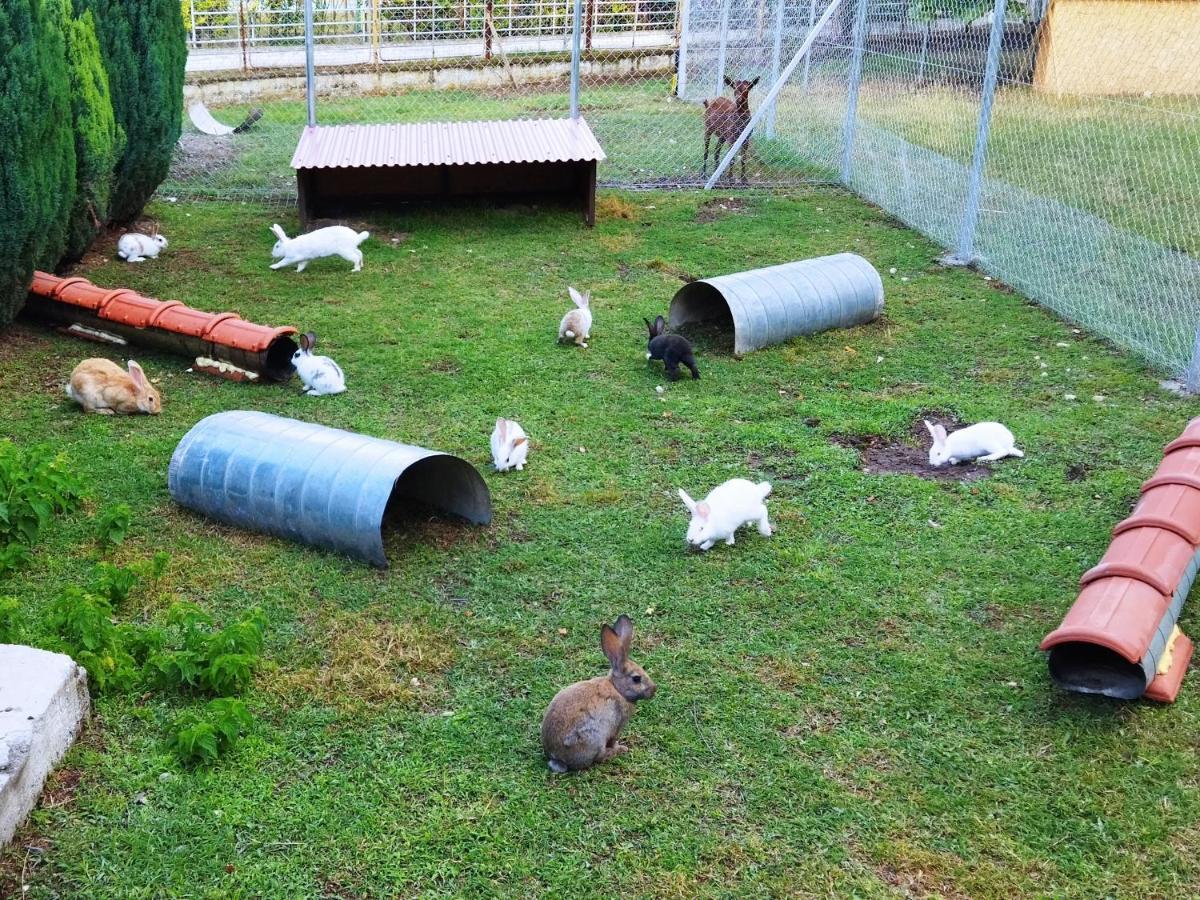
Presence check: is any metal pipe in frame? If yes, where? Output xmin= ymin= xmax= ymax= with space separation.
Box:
xmin=705 ymin=0 xmax=845 ymax=189
xmin=715 ymin=0 xmax=731 ymax=93
xmin=676 ymin=0 xmax=691 ymax=96
xmin=570 ymin=0 xmax=583 ymax=117
xmin=951 ymin=0 xmax=1008 ymax=265
xmin=764 ymin=0 xmax=786 ymax=138
xmin=839 ymin=0 xmax=868 ymax=185
xmin=304 ymin=0 xmax=317 ymax=126
xmin=668 ymin=253 xmax=884 ymax=355
xmin=169 ymin=412 xmax=493 ymax=568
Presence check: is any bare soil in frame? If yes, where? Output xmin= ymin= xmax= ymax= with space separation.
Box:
xmin=830 ymin=414 xmax=994 ymax=483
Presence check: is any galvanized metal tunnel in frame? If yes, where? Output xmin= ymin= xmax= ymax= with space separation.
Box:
xmin=668 ymin=253 xmax=885 ymax=355
xmin=168 ymin=411 xmax=492 ymax=567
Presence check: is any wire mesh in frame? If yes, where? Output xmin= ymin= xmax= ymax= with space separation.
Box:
xmin=164 ymin=0 xmax=1200 ymax=379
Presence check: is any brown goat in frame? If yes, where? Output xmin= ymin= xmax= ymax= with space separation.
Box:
xmin=701 ymin=75 xmax=760 ymax=182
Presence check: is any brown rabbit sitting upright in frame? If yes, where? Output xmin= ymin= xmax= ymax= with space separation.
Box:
xmin=66 ymin=358 xmax=162 ymax=415
xmin=541 ymin=615 xmax=656 ymax=773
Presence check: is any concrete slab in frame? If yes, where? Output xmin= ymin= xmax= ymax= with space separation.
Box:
xmin=0 ymin=645 xmax=90 ymax=844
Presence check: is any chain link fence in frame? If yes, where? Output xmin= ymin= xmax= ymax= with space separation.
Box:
xmin=165 ymin=0 xmax=1200 ymax=380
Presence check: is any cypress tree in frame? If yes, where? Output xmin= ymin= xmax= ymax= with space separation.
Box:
xmin=64 ymin=7 xmax=125 ymax=260
xmin=0 ymin=0 xmax=76 ymax=327
xmin=82 ymin=0 xmax=186 ymax=224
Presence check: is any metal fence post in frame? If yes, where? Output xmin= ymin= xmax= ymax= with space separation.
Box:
xmin=839 ymin=0 xmax=868 ymax=185
xmin=802 ymin=0 xmax=815 ymax=89
xmin=764 ymin=0 xmax=785 ymax=137
xmin=1186 ymin=328 xmax=1200 ymax=393
xmin=950 ymin=0 xmax=1008 ymax=265
xmin=676 ymin=0 xmax=692 ymax=96
xmin=304 ymin=0 xmax=316 ymax=126
xmin=570 ymin=0 xmax=584 ymax=118
xmin=715 ymin=0 xmax=732 ymax=92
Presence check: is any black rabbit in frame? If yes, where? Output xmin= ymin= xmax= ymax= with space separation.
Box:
xmin=645 ymin=315 xmax=700 ymax=381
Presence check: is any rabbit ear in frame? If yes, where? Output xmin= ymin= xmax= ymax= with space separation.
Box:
xmin=127 ymin=360 xmax=148 ymax=392
xmin=724 ymin=75 xmax=734 ymax=88
xmin=696 ymin=501 xmax=711 ymax=520
xmin=933 ymin=423 xmax=948 ymax=443
xmin=601 ymin=623 xmax=626 ymax=669
xmin=749 ymin=75 xmax=761 ymax=88
xmin=270 ymin=224 xmax=287 ymax=240
xmin=298 ymin=333 xmax=310 ymax=351
xmin=644 ymin=317 xmax=654 ymax=336
xmin=923 ymin=420 xmax=942 ymax=444
xmin=613 ymin=614 xmax=633 ymax=651
xmin=305 ymin=332 xmax=317 ymax=350
xmin=678 ymin=489 xmax=696 ymax=512
xmin=568 ymin=287 xmax=588 ymax=309
xmin=497 ymin=418 xmax=507 ymax=442
xmin=655 ymin=315 xmax=665 ymax=334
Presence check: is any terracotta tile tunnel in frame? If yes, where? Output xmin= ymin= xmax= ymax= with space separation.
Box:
xmin=1041 ymin=417 xmax=1200 ymax=702
xmin=25 ymin=271 xmax=298 ymax=382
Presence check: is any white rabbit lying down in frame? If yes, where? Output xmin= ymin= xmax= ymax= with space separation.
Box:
xmin=924 ymin=420 xmax=1024 ymax=467
xmin=117 ymin=232 xmax=167 ymax=262
xmin=270 ymin=224 xmax=369 ymax=272
xmin=678 ymin=479 xmax=773 ymax=551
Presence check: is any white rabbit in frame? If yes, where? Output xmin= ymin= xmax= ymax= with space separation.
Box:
xmin=490 ymin=418 xmax=529 ymax=472
xmin=117 ymin=232 xmax=168 ymax=262
xmin=558 ymin=287 xmax=593 ymax=348
xmin=269 ymin=224 xmax=369 ymax=272
xmin=924 ymin=419 xmax=1024 ymax=467
xmin=292 ymin=332 xmax=346 ymax=396
xmin=678 ymin=479 xmax=773 ymax=551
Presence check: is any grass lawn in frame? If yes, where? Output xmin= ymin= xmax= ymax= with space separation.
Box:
xmin=3 ymin=188 xmax=1200 ymax=897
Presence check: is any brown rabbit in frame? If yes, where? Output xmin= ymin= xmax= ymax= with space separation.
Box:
xmin=66 ymin=358 xmax=162 ymax=415
xmin=540 ymin=615 xmax=656 ymax=773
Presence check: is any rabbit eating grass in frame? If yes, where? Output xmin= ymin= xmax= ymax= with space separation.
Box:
xmin=66 ymin=358 xmax=161 ymax=415
xmin=678 ymin=479 xmax=773 ymax=551
xmin=541 ymin=615 xmax=656 ymax=773
xmin=924 ymin=420 xmax=1024 ymax=467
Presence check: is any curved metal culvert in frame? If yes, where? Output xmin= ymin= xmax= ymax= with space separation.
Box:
xmin=168 ymin=411 xmax=492 ymax=567
xmin=668 ymin=253 xmax=885 ymax=355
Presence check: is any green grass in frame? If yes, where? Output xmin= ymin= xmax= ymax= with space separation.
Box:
xmin=4 ymin=188 xmax=1200 ymax=897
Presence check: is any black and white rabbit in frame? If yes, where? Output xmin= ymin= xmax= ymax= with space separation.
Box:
xmin=292 ymin=332 xmax=346 ymax=396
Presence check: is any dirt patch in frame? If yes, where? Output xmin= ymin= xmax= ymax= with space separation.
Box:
xmin=596 ymin=196 xmax=638 ymax=220
xmin=830 ymin=414 xmax=994 ymax=483
xmin=426 ymin=357 xmax=461 ymax=375
xmin=1065 ymin=463 xmax=1090 ymax=482
xmin=169 ymin=133 xmax=239 ymax=182
xmin=694 ymin=196 xmax=749 ymax=224
xmin=646 ymin=258 xmax=697 ymax=283
xmin=262 ymin=608 xmax=456 ymax=712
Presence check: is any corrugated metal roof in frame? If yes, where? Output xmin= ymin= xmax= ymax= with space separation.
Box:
xmin=291 ymin=118 xmax=606 ymax=170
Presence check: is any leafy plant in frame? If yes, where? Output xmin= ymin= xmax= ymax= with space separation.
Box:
xmin=148 ymin=603 xmax=265 ymax=696
xmin=94 ymin=502 xmax=132 ymax=548
xmin=45 ymin=585 xmax=138 ymax=692
xmin=0 ymin=596 xmax=22 ymax=643
xmin=0 ymin=440 xmax=84 ymax=578
xmin=168 ymin=697 xmax=253 ymax=765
